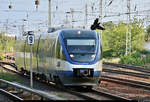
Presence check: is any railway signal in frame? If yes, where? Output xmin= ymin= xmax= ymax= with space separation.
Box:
xmin=9 ymin=4 xmax=13 ymax=9
xmin=35 ymin=0 xmax=40 ymax=11
xmin=90 ymin=18 xmax=105 ymax=30
xmin=27 ymin=31 xmax=35 ymax=88
xmin=35 ymin=0 xmax=40 ymax=5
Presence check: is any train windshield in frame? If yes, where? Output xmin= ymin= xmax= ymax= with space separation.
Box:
xmin=66 ymin=39 xmax=97 ymax=63
xmin=67 ymin=39 xmax=96 ymax=54
xmin=61 ymin=30 xmax=99 ymax=63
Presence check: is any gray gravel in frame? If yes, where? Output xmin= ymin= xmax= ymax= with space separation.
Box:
xmin=15 ymin=74 xmax=84 ymax=100
xmin=1 ymin=65 xmax=84 ymax=100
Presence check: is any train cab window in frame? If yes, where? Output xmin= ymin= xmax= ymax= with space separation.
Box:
xmin=65 ymin=39 xmax=97 ymax=62
xmin=67 ymin=39 xmax=96 ymax=54
xmin=56 ymin=38 xmax=66 ymax=60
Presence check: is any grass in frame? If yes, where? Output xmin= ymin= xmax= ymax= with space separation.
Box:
xmin=103 ymin=56 xmax=150 ymax=68
xmin=55 ymin=93 xmax=66 ymax=99
xmin=0 ymin=71 xmax=21 ymax=82
xmin=103 ymin=50 xmax=150 ymax=68
xmin=103 ymin=57 xmax=120 ymax=63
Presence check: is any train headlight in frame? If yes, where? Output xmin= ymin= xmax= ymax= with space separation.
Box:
xmin=70 ymin=54 xmax=74 ymax=58
xmin=77 ymin=30 xmax=81 ymax=34
xmin=91 ymin=54 xmax=96 ymax=58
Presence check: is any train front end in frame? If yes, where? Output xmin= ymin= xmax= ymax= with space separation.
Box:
xmin=57 ymin=29 xmax=102 ymax=86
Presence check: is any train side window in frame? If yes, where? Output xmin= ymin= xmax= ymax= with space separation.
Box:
xmin=49 ymin=39 xmax=55 ymax=58
xmin=60 ymin=46 xmax=66 ymax=60
xmin=56 ymin=40 xmax=60 ymax=58
xmin=52 ymin=41 xmax=56 ymax=58
xmin=36 ymin=35 xmax=41 ymax=71
xmin=60 ymin=46 xmax=62 ymax=59
xmin=49 ymin=40 xmax=52 ymax=57
xmin=100 ymin=45 xmax=103 ymax=60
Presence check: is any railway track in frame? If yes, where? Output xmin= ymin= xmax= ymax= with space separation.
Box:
xmin=53 ymin=84 xmax=131 ymax=101
xmin=1 ymin=58 xmax=149 ymax=101
xmin=89 ymin=89 xmax=131 ymax=101
xmin=0 ymin=62 xmax=132 ymax=101
xmin=103 ymin=68 xmax=150 ymax=79
xmin=2 ymin=59 xmax=149 ymax=100
xmin=2 ymin=60 xmax=148 ymax=80
xmin=101 ymin=75 xmax=150 ymax=91
xmin=2 ymin=60 xmax=150 ymax=78
xmin=101 ymin=75 xmax=150 ymax=101
xmin=0 ymin=79 xmax=64 ymax=101
xmin=103 ymin=62 xmax=150 ymax=81
xmin=0 ymin=88 xmax=23 ymax=101
xmin=103 ymin=62 xmax=150 ymax=73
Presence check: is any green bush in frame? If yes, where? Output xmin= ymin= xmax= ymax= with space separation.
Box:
xmin=0 ymin=72 xmax=20 ymax=82
xmin=103 ymin=49 xmax=114 ymax=58
xmin=0 ymin=32 xmax=15 ymax=52
xmin=119 ymin=52 xmax=145 ymax=65
xmin=0 ymin=55 xmax=4 ymax=60
xmin=145 ymin=56 xmax=150 ymax=63
xmin=140 ymin=50 xmax=150 ymax=55
xmin=131 ymin=51 xmax=141 ymax=58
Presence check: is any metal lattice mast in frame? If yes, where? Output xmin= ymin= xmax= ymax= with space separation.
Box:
xmin=84 ymin=3 xmax=88 ymax=29
xmin=48 ymin=0 xmax=51 ymax=27
xmin=5 ymin=19 xmax=8 ymax=55
xmin=99 ymin=0 xmax=102 ymax=22
xmin=128 ymin=0 xmax=131 ymax=55
xmin=126 ymin=0 xmax=131 ymax=55
xmin=99 ymin=0 xmax=103 ymax=39
xmin=70 ymin=8 xmax=74 ymax=28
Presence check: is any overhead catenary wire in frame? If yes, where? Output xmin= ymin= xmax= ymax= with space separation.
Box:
xmin=0 ymin=0 xmax=150 ymax=34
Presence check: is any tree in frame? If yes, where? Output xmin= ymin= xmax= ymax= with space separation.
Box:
xmin=102 ymin=19 xmax=145 ymax=57
xmin=0 ymin=32 xmax=15 ymax=52
xmin=146 ymin=25 xmax=150 ymax=41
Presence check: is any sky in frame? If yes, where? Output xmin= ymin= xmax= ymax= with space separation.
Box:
xmin=0 ymin=0 xmax=150 ymax=36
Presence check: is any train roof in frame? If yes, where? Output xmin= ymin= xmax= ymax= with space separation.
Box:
xmin=60 ymin=29 xmax=98 ymax=38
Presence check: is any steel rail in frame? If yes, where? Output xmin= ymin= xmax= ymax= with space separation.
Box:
xmin=0 ymin=61 xmax=17 ymax=69
xmin=102 ymin=75 xmax=150 ymax=90
xmin=103 ymin=68 xmax=150 ymax=79
xmin=62 ymin=87 xmax=132 ymax=101
xmin=0 ymin=88 xmax=23 ymax=101
xmin=103 ymin=62 xmax=150 ymax=73
xmin=63 ymin=90 xmax=98 ymax=100
xmin=0 ymin=61 xmax=133 ymax=100
xmin=0 ymin=79 xmax=64 ymax=100
xmin=91 ymin=89 xmax=132 ymax=101
xmin=0 ymin=63 xmax=97 ymax=100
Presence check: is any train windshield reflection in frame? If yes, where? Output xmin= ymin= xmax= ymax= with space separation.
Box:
xmin=66 ymin=39 xmax=96 ymax=54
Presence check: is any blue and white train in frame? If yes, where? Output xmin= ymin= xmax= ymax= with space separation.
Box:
xmin=15 ymin=29 xmax=103 ymax=88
